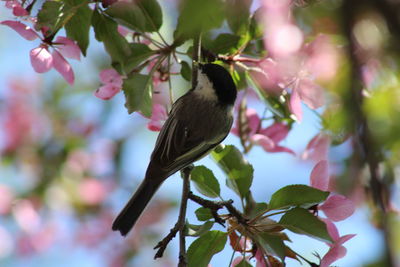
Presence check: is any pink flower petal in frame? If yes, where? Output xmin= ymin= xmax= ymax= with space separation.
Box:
xmin=310 ymin=160 xmax=329 ymax=191
xmin=289 ymin=88 xmax=302 ymax=122
xmin=94 ymin=84 xmax=121 ymax=100
xmin=302 ymin=133 xmax=330 ymax=161
xmin=319 ymin=194 xmax=355 ymax=221
xmin=52 ymin=50 xmax=74 ymax=85
xmin=8 ymin=0 xmax=29 ymax=17
xmin=30 ymin=46 xmax=53 ymax=73
xmin=251 ymin=134 xmax=275 ymax=151
xmin=297 ymin=78 xmax=325 ymax=109
xmin=1 ymin=20 xmax=38 ymax=41
xmin=78 ymin=178 xmax=107 ymax=205
xmin=54 ymin=36 xmax=81 ymax=60
xmin=320 ymin=244 xmax=347 ymax=267
xmin=99 ymin=68 xmax=123 ymax=87
xmin=336 ymin=234 xmax=356 ymax=245
xmin=232 ymin=108 xmax=261 ymax=137
xmin=147 ymin=103 xmax=168 ymax=131
xmin=270 ymin=145 xmax=296 ymax=155
xmin=321 ymin=218 xmax=340 ymax=241
xmin=260 ymin=122 xmax=289 ymax=143
xmin=255 ymin=249 xmax=266 ymax=267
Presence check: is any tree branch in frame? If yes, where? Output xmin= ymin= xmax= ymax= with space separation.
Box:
xmin=153 ymin=166 xmax=193 ymax=262
xmin=188 ymin=192 xmax=248 ymax=226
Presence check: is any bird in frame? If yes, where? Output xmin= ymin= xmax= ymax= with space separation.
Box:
xmin=112 ymin=63 xmax=237 ymax=236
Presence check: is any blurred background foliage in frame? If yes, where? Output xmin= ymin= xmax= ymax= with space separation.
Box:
xmin=0 ymin=0 xmax=400 ymax=266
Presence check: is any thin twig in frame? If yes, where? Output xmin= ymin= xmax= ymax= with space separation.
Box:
xmin=177 ymin=166 xmax=192 ymax=267
xmin=153 ymin=166 xmax=192 ymax=261
xmin=192 ymin=34 xmax=202 ymax=88
xmin=188 ymin=192 xmax=248 ymax=226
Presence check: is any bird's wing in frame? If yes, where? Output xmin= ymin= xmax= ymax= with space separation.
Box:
xmin=150 ymin=98 xmax=230 ymax=176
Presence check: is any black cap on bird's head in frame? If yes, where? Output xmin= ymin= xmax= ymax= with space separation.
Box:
xmin=198 ymin=63 xmax=237 ymax=106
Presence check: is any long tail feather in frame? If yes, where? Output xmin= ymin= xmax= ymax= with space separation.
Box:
xmin=112 ymin=178 xmax=162 ymax=236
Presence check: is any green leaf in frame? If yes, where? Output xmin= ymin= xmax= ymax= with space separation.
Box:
xmin=211 ymin=145 xmax=253 ymax=199
xmin=191 ymin=166 xmax=221 ymax=198
xmin=174 ymin=0 xmax=225 ymax=43
xmin=268 ymin=184 xmax=330 ymax=210
xmin=187 ymin=230 xmax=227 ymax=267
xmin=206 ymin=33 xmax=245 ymax=55
xmin=105 ymin=0 xmax=162 ymax=32
xmin=256 ymin=233 xmax=286 ymax=261
xmin=226 ymin=0 xmax=251 ymax=35
xmin=245 ymin=71 xmax=285 ymax=117
xmin=195 ymin=207 xmax=213 ymax=221
xmin=92 ymin=9 xmax=131 ymax=67
xmin=235 ymin=258 xmax=252 ymax=267
xmin=249 ymin=8 xmax=264 ymax=39
xmin=122 ymin=73 xmax=152 ymax=116
xmin=279 ymin=207 xmax=332 ymax=243
xmin=36 ymin=0 xmax=64 ymax=33
xmin=124 ymin=43 xmax=155 ymax=72
xmin=64 ymin=0 xmax=92 ymax=56
xmin=268 ymin=184 xmax=329 ymax=210
xmin=186 ymin=221 xmax=214 ymax=237
xmin=180 ymin=61 xmax=191 ymax=81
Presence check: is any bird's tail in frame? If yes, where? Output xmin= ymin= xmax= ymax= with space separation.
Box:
xmin=112 ymin=177 xmax=162 ymax=236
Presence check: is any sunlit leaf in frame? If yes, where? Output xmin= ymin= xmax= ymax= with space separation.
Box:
xmin=191 ymin=166 xmax=221 ymax=198
xmin=268 ymin=184 xmax=329 ymax=210
xmin=92 ymin=9 xmax=131 ymax=67
xmin=211 ymin=145 xmax=253 ymax=199
xmin=279 ymin=207 xmax=332 ymax=243
xmin=105 ymin=0 xmax=162 ymax=32
xmin=65 ymin=0 xmax=92 ymax=56
xmin=187 ymin=230 xmax=227 ymax=267
xmin=186 ymin=221 xmax=214 ymax=237
xmin=195 ymin=207 xmax=214 ymax=221
xmin=122 ymin=73 xmax=152 ymax=116
xmin=174 ymin=0 xmax=225 ymax=44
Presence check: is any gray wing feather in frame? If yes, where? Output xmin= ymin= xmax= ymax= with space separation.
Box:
xmin=150 ymin=93 xmax=232 ymax=177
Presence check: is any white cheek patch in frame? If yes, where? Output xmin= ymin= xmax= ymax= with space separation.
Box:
xmin=194 ymin=72 xmax=218 ymax=101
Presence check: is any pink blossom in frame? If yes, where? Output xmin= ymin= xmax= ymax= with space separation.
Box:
xmin=320 ymin=218 xmax=356 ymax=267
xmin=16 ymin=224 xmax=56 ymax=256
xmin=13 ymin=200 xmax=41 ymax=233
xmin=99 ymin=68 xmax=123 ymax=85
xmin=255 ymin=248 xmax=267 ymax=267
xmin=310 ymin=160 xmax=329 ymax=191
xmin=0 ymin=185 xmax=14 ymax=215
xmin=268 ymin=24 xmax=303 ymax=57
xmin=233 ymin=108 xmax=294 ymax=155
xmin=147 ymin=103 xmax=168 ymax=131
xmin=289 ymin=87 xmax=302 ymax=121
xmin=95 ymin=68 xmax=123 ymax=100
xmin=54 ymin=36 xmax=81 ymax=60
xmin=1 ymin=20 xmax=38 ymax=40
xmin=1 ymin=19 xmax=79 ymax=84
xmin=309 ymin=161 xmax=355 ymax=222
xmin=52 ymin=50 xmax=75 ymax=85
xmin=30 ymin=46 xmax=53 ymax=73
xmin=319 ymin=194 xmax=355 ymax=222
xmin=304 ymin=35 xmax=339 ymax=82
xmin=302 ymin=133 xmax=330 ymax=161
xmin=78 ymin=178 xmax=107 ymax=205
xmin=231 ymin=108 xmax=260 ymax=137
xmin=5 ymin=0 xmax=29 ymax=16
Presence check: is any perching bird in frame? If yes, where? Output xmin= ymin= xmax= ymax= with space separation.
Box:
xmin=112 ymin=63 xmax=237 ymax=236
